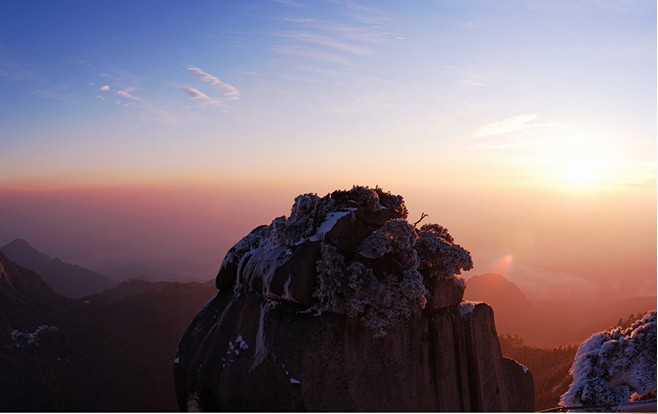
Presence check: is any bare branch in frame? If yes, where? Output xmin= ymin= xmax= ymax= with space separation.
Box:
xmin=413 ymin=212 xmax=429 ymax=228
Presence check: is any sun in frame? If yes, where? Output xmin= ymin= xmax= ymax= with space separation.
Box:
xmin=561 ymin=158 xmax=605 ymax=188
xmin=565 ymin=161 xmax=597 ymax=186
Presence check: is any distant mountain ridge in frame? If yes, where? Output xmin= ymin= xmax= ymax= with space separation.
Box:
xmin=464 ymin=273 xmax=657 ymax=347
xmin=0 ymin=238 xmax=116 ymax=298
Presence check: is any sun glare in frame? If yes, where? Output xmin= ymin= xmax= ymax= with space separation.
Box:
xmin=557 ymin=158 xmax=609 ymax=189
xmin=565 ymin=160 xmax=599 ymax=186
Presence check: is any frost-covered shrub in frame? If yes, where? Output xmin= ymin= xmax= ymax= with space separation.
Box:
xmin=268 ymin=193 xmax=336 ymax=247
xmin=330 ymin=186 xmax=408 ymax=217
xmin=560 ymin=310 xmax=657 ymax=409
xmin=315 ymin=236 xmax=428 ymax=337
xmin=415 ymin=224 xmax=473 ymax=279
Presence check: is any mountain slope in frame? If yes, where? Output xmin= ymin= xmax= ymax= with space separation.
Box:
xmin=0 ymin=252 xmax=63 ymax=339
xmin=464 ymin=273 xmax=544 ymax=341
xmin=0 ymin=252 xmax=58 ymax=301
xmin=0 ymin=238 xmax=116 ymax=298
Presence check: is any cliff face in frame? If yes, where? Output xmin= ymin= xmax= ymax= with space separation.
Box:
xmin=174 ymin=186 xmax=533 ymax=411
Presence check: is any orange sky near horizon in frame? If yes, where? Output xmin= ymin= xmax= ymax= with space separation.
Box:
xmin=0 ymin=176 xmax=654 ymax=304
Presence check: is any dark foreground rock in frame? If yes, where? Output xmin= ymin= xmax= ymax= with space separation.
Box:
xmin=175 ymin=186 xmax=533 ymax=411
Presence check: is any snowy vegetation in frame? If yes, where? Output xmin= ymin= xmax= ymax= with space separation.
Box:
xmin=560 ymin=310 xmax=657 ymax=409
xmin=227 ymin=186 xmax=473 ymax=336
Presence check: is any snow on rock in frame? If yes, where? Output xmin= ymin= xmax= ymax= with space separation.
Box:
xmin=211 ymin=185 xmax=473 ymax=336
xmin=186 ymin=393 xmax=200 ymax=412
xmin=560 ymin=310 xmax=657 ymax=409
xmin=10 ymin=325 xmax=59 ymax=348
xmin=315 ymin=209 xmax=355 ymax=239
xmin=175 ymin=185 xmax=534 ymax=412
xmin=226 ymin=334 xmax=250 ymax=358
xmin=459 ymin=300 xmax=481 ymax=316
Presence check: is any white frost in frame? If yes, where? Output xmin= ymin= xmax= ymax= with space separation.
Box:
xmin=235 ymin=335 xmax=249 ymax=350
xmin=174 ymin=357 xmax=180 ymax=364
xmin=250 ymin=301 xmax=277 ymax=372
xmin=186 ymin=393 xmax=200 ymax=412
xmin=226 ymin=334 xmax=250 ymax=359
xmin=316 ymin=209 xmax=354 ymax=237
xmin=458 ymin=301 xmax=481 ymax=316
xmin=560 ymin=310 xmax=656 ymax=408
xmin=289 ymin=378 xmax=300 ymax=384
xmin=11 ymin=325 xmax=59 ymax=348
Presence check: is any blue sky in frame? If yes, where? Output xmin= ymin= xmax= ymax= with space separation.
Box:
xmin=0 ymin=0 xmax=655 ymax=187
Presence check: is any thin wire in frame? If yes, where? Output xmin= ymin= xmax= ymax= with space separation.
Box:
xmin=536 ymin=399 xmax=657 ymax=413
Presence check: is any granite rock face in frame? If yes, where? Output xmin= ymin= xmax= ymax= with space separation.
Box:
xmin=175 ymin=186 xmax=534 ymax=411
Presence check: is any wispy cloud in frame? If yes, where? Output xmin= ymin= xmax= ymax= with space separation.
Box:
xmin=472 ymin=114 xmax=539 ymax=137
xmin=279 ymin=16 xmax=316 ymax=24
xmin=181 ymin=87 xmax=225 ymax=109
xmin=462 ymin=79 xmax=487 ymax=87
xmin=273 ymin=0 xmax=305 ymax=8
xmin=98 ymin=84 xmax=142 ymax=102
xmin=27 ymin=85 xmax=76 ymax=103
xmin=329 ymin=93 xmax=394 ymax=115
xmin=115 ymin=88 xmax=142 ymax=102
xmin=328 ymin=23 xmax=390 ymax=44
xmin=271 ymin=44 xmax=353 ymax=66
xmin=187 ymin=66 xmax=240 ymax=100
xmin=138 ymin=104 xmax=182 ymax=125
xmin=345 ymin=0 xmax=389 ymax=25
xmin=470 ymin=142 xmax=528 ymax=150
xmin=0 ymin=48 xmax=38 ymax=82
xmin=182 ymin=87 xmax=210 ymax=100
xmin=282 ymin=32 xmax=374 ymax=56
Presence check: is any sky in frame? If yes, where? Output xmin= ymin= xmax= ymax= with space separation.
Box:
xmin=0 ymin=0 xmax=655 ymax=302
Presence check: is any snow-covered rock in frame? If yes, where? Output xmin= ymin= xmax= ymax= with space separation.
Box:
xmin=213 ymin=186 xmax=472 ymax=335
xmin=560 ymin=310 xmax=657 ymax=410
xmin=175 ymin=186 xmax=532 ymax=411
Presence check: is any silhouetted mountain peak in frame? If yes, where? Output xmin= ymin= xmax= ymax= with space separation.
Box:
xmin=1 ymin=238 xmax=48 ymax=261
xmin=5 ymin=238 xmax=32 ymax=250
xmin=467 ymin=273 xmax=530 ymax=299
xmin=465 ymin=273 xmax=530 ymax=305
xmin=0 ymin=238 xmax=116 ymax=298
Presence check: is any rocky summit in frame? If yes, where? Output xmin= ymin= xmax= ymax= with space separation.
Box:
xmin=174 ymin=186 xmax=534 ymax=411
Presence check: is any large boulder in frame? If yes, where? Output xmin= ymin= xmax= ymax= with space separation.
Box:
xmin=175 ymin=186 xmax=533 ymax=411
